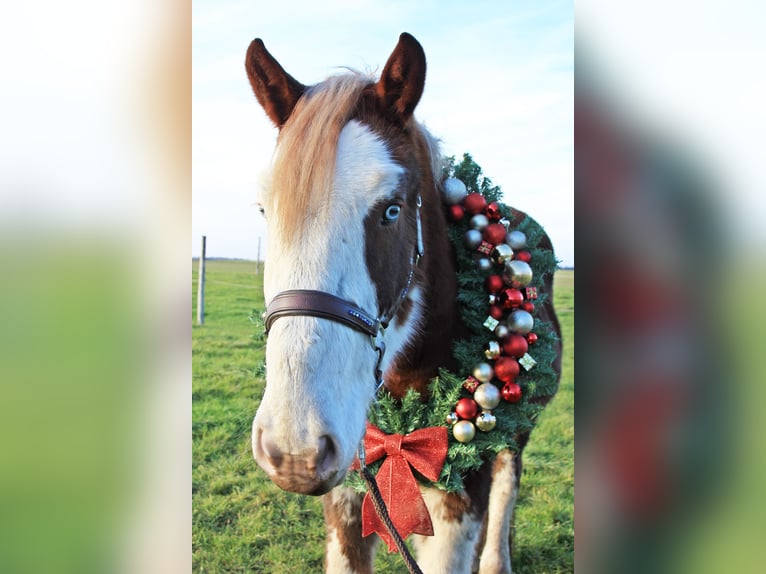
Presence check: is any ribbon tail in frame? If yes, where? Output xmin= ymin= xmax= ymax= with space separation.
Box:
xmin=361 ymin=457 xmax=434 ymax=553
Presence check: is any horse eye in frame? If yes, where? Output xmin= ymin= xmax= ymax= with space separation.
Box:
xmin=383 ymin=204 xmax=401 ymax=222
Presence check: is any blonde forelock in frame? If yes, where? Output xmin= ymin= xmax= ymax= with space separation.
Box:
xmin=268 ymin=73 xmax=374 ymax=236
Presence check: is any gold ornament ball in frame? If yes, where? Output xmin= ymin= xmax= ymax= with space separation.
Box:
xmin=502 ymin=259 xmax=533 ymax=287
xmin=475 ymin=411 xmax=497 ymax=432
xmin=474 ymin=383 xmax=501 ymax=409
xmin=473 ymin=362 xmax=494 ymax=382
xmin=446 ymin=412 xmax=459 ymax=425
xmin=491 ymin=243 xmax=513 ymax=264
xmin=453 ymin=420 xmax=476 ymax=443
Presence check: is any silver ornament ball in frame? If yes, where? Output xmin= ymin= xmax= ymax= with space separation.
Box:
xmin=464 ymin=229 xmax=483 ymax=250
xmin=476 ymin=257 xmax=493 ymax=272
xmin=506 ymin=230 xmax=527 ymax=250
xmin=502 ymin=259 xmax=533 ymax=287
xmin=474 ymin=383 xmax=501 ymax=410
xmin=507 ymin=309 xmax=534 ymax=334
xmin=469 ymin=214 xmax=490 ymax=230
xmin=473 ymin=362 xmax=494 ymax=382
xmin=442 ymin=177 xmax=468 ymax=205
xmin=446 ymin=412 xmax=459 ymax=425
xmin=475 ymin=411 xmax=497 ymax=432
xmin=494 ymin=323 xmax=510 ymax=339
xmin=453 ymin=420 xmax=476 ymax=443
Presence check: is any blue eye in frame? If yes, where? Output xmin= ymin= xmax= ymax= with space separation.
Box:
xmin=383 ymin=204 xmax=401 ymax=222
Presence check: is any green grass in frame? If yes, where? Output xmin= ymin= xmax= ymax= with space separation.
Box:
xmin=193 ymin=261 xmax=573 ymax=573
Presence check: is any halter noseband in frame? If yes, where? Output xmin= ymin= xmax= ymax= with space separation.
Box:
xmin=263 ymin=194 xmax=424 ymax=391
xmin=264 ymin=290 xmax=380 ymax=338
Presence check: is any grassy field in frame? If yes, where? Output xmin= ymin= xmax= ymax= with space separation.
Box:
xmin=193 ymin=260 xmax=573 ymax=573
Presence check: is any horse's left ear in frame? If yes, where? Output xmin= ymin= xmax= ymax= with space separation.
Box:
xmin=375 ymin=33 xmax=426 ymax=123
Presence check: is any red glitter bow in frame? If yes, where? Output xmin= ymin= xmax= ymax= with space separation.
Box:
xmin=355 ymin=422 xmax=448 ymax=552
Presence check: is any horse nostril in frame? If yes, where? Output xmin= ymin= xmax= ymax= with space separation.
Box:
xmin=262 ymin=432 xmax=283 ymax=465
xmin=315 ymin=435 xmax=339 ymax=480
xmin=253 ymin=426 xmax=283 ymax=472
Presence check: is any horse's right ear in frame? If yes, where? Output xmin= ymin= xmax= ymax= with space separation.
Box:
xmin=245 ymin=39 xmax=306 ymax=128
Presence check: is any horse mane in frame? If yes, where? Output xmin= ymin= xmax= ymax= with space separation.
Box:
xmin=268 ymin=72 xmax=374 ymax=236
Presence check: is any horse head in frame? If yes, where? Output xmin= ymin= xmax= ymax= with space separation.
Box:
xmin=246 ymin=34 xmax=441 ymax=495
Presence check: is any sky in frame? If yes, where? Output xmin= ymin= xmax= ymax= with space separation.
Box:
xmin=192 ymin=0 xmax=574 ymax=266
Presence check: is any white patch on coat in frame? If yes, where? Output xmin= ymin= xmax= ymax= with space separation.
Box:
xmin=478 ymin=450 xmax=517 ymax=574
xmin=325 ymin=529 xmax=355 ymax=574
xmin=255 ymin=120 xmax=423 ymax=482
xmin=324 ymin=487 xmax=377 ymax=574
xmin=411 ymin=487 xmax=483 ymax=574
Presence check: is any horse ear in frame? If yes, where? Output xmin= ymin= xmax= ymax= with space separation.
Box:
xmin=375 ymin=33 xmax=426 ymax=123
xmin=245 ymin=39 xmax=306 ymax=128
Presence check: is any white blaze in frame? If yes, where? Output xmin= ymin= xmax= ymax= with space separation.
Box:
xmin=255 ymin=120 xmax=422 ymax=478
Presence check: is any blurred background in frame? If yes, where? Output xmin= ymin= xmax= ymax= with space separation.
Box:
xmin=0 ymin=1 xmax=764 ymax=573
xmin=0 ymin=1 xmax=190 ymax=572
xmin=576 ymin=0 xmax=766 ymax=572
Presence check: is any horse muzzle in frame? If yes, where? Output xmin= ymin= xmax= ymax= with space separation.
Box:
xmin=252 ymin=424 xmax=344 ymax=495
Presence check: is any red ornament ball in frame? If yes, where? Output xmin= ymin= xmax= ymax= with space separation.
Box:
xmin=485 ymin=201 xmax=502 ymax=221
xmin=502 ymin=334 xmax=529 ymax=358
xmin=501 ymin=382 xmax=523 ymax=403
xmin=499 ymin=288 xmax=524 ymax=309
xmin=464 ymin=193 xmax=487 ymax=215
xmin=514 ymin=250 xmax=532 ymax=263
xmin=494 ymin=356 xmax=520 ymax=383
xmin=520 ymin=301 xmax=535 ymax=313
xmin=485 ymin=274 xmax=504 ymax=294
xmin=483 ymin=223 xmax=508 ymax=245
xmin=448 ymin=204 xmax=465 ymax=222
xmin=489 ymin=305 xmax=504 ymax=320
xmin=526 ymin=332 xmax=538 ymax=344
xmin=455 ymin=397 xmax=479 ymax=420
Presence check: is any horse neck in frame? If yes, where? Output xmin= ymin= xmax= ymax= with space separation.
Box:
xmin=384 ymin=181 xmax=465 ymax=399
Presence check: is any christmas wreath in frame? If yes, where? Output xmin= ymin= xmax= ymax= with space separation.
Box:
xmin=346 ymin=154 xmax=560 ymax=497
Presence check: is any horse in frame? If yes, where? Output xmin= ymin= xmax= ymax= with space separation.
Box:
xmin=246 ymin=32 xmax=562 ymax=574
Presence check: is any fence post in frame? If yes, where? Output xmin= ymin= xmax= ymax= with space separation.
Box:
xmin=197 ymin=236 xmax=206 ymax=325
